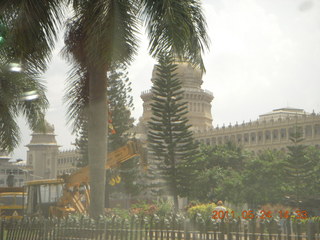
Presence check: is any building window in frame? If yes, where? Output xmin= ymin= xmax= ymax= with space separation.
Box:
xmin=258 ymin=132 xmax=263 ymax=142
xmin=273 ymin=130 xmax=278 ymax=140
xmin=265 ymin=130 xmax=271 ymax=140
xmin=244 ymin=134 xmax=249 ymax=143
xmin=280 ymin=129 xmax=286 ymax=139
xmin=288 ymin=127 xmax=294 ymax=137
xmin=206 ymin=138 xmax=210 ymax=145
xmin=251 ymin=133 xmax=256 ymax=142
xmin=314 ymin=124 xmax=320 ymax=135
xmin=29 ymin=154 xmax=33 ymax=165
xmin=305 ymin=125 xmax=312 ymax=137
xmin=237 ymin=134 xmax=242 ymax=143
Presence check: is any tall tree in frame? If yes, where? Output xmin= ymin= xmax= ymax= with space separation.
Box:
xmin=284 ymin=126 xmax=315 ymax=207
xmin=1 ymin=0 xmax=209 ymax=218
xmin=148 ymin=53 xmax=198 ymax=211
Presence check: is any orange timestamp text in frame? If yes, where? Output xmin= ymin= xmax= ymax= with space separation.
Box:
xmin=212 ymin=210 xmax=308 ymax=220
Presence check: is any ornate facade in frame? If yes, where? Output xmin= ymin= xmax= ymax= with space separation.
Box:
xmin=136 ymin=61 xmax=320 ymax=152
xmin=194 ymin=108 xmax=320 ymax=153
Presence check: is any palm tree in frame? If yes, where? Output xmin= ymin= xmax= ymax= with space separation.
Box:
xmin=0 ymin=62 xmax=48 ymax=152
xmin=1 ymin=0 xmax=209 ymax=218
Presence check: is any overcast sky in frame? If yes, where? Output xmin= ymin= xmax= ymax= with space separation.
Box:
xmin=12 ymin=0 xmax=320 ymax=160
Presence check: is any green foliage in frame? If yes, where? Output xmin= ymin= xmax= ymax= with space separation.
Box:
xmin=190 ymin=134 xmax=320 ymax=211
xmin=147 ymin=53 xmax=198 ymax=210
xmin=189 ymin=143 xmax=246 ymax=202
xmin=240 ymin=150 xmax=287 ymax=208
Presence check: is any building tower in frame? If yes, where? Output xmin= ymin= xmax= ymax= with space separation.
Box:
xmin=26 ymin=121 xmax=61 ymax=180
xmin=138 ymin=61 xmax=214 ymax=137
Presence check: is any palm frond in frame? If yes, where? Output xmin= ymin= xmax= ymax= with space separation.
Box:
xmin=140 ymin=0 xmax=209 ymax=70
xmin=76 ymin=0 xmax=139 ymax=68
xmin=0 ymin=0 xmax=65 ymax=72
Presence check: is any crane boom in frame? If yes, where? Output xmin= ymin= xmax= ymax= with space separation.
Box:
xmin=64 ymin=141 xmax=142 ymax=187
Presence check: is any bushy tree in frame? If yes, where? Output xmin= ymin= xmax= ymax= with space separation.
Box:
xmin=148 ymin=53 xmax=198 ymax=211
xmin=240 ymin=150 xmax=287 ymax=208
xmin=190 ymin=143 xmax=246 ymax=203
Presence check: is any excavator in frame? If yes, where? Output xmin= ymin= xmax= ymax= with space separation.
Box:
xmin=25 ymin=140 xmax=146 ymax=218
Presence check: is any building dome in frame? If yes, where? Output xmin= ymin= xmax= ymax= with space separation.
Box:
xmin=139 ymin=60 xmax=214 ymax=134
xmin=151 ymin=62 xmax=203 ymax=89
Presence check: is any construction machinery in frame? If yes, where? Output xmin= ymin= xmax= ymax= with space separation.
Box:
xmin=0 ymin=187 xmax=25 ymax=219
xmin=25 ymin=141 xmax=146 ymax=217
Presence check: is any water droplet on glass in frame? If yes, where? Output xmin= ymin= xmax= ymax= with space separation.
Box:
xmin=21 ymin=90 xmax=39 ymax=101
xmin=9 ymin=63 xmax=22 ymax=72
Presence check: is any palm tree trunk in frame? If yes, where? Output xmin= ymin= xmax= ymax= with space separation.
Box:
xmin=88 ymin=66 xmax=107 ymax=218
